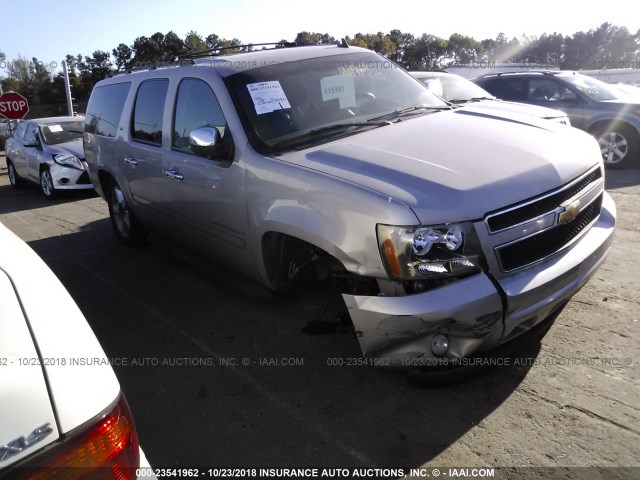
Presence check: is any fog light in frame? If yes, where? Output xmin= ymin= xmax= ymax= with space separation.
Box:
xmin=431 ymin=334 xmax=449 ymax=356
xmin=59 ymin=177 xmax=70 ymax=184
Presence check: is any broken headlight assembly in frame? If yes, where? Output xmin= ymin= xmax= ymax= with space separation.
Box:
xmin=377 ymin=222 xmax=483 ymax=280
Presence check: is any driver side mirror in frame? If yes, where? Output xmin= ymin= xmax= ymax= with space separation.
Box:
xmin=189 ymin=126 xmax=227 ymax=159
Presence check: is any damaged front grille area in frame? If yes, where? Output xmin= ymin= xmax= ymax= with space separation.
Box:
xmin=497 ymin=194 xmax=603 ymax=272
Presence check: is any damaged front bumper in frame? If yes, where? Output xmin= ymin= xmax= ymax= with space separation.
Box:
xmin=342 ymin=192 xmax=616 ymax=368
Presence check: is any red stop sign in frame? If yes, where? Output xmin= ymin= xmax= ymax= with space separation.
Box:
xmin=0 ymin=92 xmax=30 ymax=120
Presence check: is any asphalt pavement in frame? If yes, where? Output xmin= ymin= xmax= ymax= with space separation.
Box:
xmin=0 ymin=151 xmax=638 ymax=478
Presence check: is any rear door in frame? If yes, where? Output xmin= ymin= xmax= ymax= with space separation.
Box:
xmin=123 ymin=79 xmax=170 ymax=228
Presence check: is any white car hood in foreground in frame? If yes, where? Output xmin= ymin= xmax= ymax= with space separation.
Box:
xmin=279 ymin=109 xmax=601 ymax=224
xmin=0 ymin=222 xmax=119 ymax=467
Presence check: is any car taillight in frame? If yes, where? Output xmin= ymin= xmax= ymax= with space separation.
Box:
xmin=15 ymin=393 xmax=139 ymax=480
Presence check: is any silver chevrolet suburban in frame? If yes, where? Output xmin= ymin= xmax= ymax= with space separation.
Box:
xmin=84 ymin=44 xmax=616 ymax=368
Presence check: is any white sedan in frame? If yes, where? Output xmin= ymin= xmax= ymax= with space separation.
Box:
xmin=0 ymin=221 xmax=155 ymax=478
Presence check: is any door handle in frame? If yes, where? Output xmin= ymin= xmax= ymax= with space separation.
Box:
xmin=164 ymin=169 xmax=184 ymax=181
xmin=124 ymin=157 xmax=138 ymax=165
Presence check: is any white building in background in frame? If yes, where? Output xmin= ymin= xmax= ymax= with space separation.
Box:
xmin=580 ymin=68 xmax=640 ymax=85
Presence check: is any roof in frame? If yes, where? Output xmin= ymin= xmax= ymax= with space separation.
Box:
xmin=115 ymin=44 xmax=370 ymax=78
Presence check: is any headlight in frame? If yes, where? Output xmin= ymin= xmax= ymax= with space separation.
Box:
xmin=377 ymin=222 xmax=483 ymax=279
xmin=53 ymin=154 xmax=84 ymax=170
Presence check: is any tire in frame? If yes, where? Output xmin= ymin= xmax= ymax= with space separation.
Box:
xmin=594 ymin=124 xmax=639 ymax=169
xmin=107 ymin=179 xmax=147 ymax=246
xmin=40 ymin=168 xmax=57 ymax=199
xmin=7 ymin=160 xmax=26 ymax=188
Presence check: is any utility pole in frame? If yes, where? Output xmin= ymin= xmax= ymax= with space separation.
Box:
xmin=62 ymin=60 xmax=74 ymax=116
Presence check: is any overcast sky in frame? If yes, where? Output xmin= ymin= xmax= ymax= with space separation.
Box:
xmin=0 ymin=0 xmax=638 ymax=70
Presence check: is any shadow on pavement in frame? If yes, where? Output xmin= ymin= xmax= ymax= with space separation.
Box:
xmin=24 ymin=219 xmax=542 ymax=470
xmin=0 ymin=182 xmax=97 ymax=214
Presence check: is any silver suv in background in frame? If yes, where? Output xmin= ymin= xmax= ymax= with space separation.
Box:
xmin=474 ymin=71 xmax=640 ymax=168
xmin=84 ymin=44 xmax=615 ymax=371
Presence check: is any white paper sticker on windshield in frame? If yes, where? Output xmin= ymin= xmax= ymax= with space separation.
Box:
xmin=320 ymin=75 xmax=356 ymax=108
xmin=247 ymin=81 xmax=291 ymax=115
xmin=47 ymin=125 xmax=63 ymax=132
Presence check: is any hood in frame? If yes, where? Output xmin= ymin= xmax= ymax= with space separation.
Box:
xmin=464 ymin=99 xmax=568 ymax=119
xmin=45 ymin=139 xmax=84 ymax=159
xmin=278 ymin=109 xmax=601 ymax=224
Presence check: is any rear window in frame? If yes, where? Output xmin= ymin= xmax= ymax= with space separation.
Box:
xmin=85 ymin=82 xmax=131 ymax=137
xmin=40 ymin=121 xmax=84 ymax=145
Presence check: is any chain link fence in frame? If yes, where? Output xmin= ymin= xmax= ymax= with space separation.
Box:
xmin=24 ymin=101 xmax=88 ymax=119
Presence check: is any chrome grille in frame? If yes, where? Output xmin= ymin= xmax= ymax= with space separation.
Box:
xmin=497 ymin=195 xmax=602 ymax=272
xmin=486 ymin=168 xmax=602 ymax=233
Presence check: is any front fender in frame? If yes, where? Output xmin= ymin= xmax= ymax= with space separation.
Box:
xmin=246 ymin=153 xmax=419 ymax=287
xmin=585 ymin=112 xmax=640 ymax=134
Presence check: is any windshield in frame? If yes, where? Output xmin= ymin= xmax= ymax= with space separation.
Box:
xmin=562 ymin=74 xmax=620 ymax=101
xmin=225 ymin=52 xmax=446 ymax=153
xmin=418 ymin=74 xmax=493 ymax=102
xmin=39 ymin=120 xmax=84 ymax=145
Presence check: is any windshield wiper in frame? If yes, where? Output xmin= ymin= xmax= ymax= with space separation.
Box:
xmin=369 ymin=104 xmax=451 ymax=122
xmin=273 ymin=121 xmax=391 ymax=149
xmin=449 ymin=97 xmax=496 ymax=104
xmin=309 ymin=120 xmax=391 ymax=135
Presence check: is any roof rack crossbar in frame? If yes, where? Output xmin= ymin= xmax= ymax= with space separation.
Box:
xmin=178 ymin=41 xmax=298 ymax=59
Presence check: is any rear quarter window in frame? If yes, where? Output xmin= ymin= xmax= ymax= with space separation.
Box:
xmin=85 ymin=82 xmax=131 ymax=137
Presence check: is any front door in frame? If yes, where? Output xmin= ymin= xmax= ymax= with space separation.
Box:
xmin=161 ymin=77 xmax=254 ymax=274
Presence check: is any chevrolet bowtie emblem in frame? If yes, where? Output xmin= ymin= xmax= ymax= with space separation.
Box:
xmin=558 ymin=199 xmax=581 ymax=224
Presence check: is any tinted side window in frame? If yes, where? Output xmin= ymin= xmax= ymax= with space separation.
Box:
xmin=14 ymin=122 xmax=27 ymax=140
xmin=23 ymin=123 xmax=36 ymax=144
xmin=528 ymin=78 xmax=571 ymax=102
xmin=173 ymin=78 xmax=228 ymax=154
xmin=85 ymin=82 xmax=131 ymax=137
xmin=485 ymin=77 xmax=526 ymax=101
xmin=132 ymin=79 xmax=168 ymax=145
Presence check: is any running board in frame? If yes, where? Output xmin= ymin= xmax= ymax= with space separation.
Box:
xmin=148 ymin=233 xmax=274 ymax=299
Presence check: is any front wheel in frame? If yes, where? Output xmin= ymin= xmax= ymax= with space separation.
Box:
xmin=595 ymin=124 xmax=639 ymax=169
xmin=40 ymin=168 xmax=56 ymax=199
xmin=107 ymin=179 xmax=147 ymax=246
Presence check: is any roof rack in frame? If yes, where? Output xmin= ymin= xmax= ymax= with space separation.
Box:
xmin=179 ymin=38 xmax=348 ymax=60
xmin=179 ymin=41 xmax=297 ymax=59
xmin=479 ymin=70 xmax=563 ymax=78
xmin=112 ymin=39 xmax=348 ymax=77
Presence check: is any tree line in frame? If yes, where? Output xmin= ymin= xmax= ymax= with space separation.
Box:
xmin=0 ymin=22 xmax=638 ymax=105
